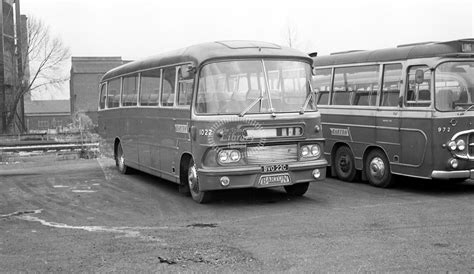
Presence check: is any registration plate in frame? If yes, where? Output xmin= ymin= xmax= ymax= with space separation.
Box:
xmin=258 ymin=173 xmax=291 ymax=186
xmin=261 ymin=164 xmax=289 ymax=173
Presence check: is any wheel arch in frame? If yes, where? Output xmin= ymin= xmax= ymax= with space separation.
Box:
xmin=113 ymin=137 xmax=121 ymax=159
xmin=179 ymin=152 xmax=194 ymax=185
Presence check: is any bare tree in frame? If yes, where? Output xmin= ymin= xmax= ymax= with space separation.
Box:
xmin=4 ymin=16 xmax=70 ymax=133
xmin=284 ymin=19 xmax=299 ymax=49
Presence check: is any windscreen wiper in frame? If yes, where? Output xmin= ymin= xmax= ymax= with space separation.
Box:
xmin=239 ymin=96 xmax=262 ymax=117
xmin=462 ymin=104 xmax=474 ymax=115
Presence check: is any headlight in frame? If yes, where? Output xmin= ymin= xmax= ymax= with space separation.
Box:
xmin=311 ymin=144 xmax=321 ymax=158
xmin=301 ymin=144 xmax=322 ymax=159
xmin=230 ymin=150 xmax=241 ymax=161
xmin=217 ymin=149 xmax=241 ymax=164
xmin=218 ymin=151 xmax=229 ymax=163
xmin=301 ymin=146 xmax=310 ymax=157
xmin=456 ymin=139 xmax=466 ymax=151
xmin=447 ymin=140 xmax=457 ymax=151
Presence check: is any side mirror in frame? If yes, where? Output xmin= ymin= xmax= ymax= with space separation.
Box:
xmin=415 ymin=69 xmax=424 ymax=84
xmin=180 ymin=64 xmax=196 ymax=79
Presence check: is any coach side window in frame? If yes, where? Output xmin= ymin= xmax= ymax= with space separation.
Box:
xmin=381 ymin=64 xmax=402 ymax=107
xmin=177 ymin=66 xmax=194 ymax=107
xmin=406 ymin=65 xmax=431 ymax=107
xmin=122 ymin=74 xmax=139 ymax=107
xmin=140 ymin=69 xmax=161 ymax=106
xmin=107 ymin=78 xmax=121 ymax=108
xmin=162 ymin=67 xmax=176 ymax=106
xmin=332 ymin=65 xmax=379 ymax=106
xmin=99 ymin=83 xmax=106 ymax=109
xmin=313 ymin=68 xmax=332 ymax=105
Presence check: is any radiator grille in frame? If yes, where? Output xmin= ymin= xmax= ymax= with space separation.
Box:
xmin=469 ymin=133 xmax=474 ymax=156
xmin=246 ymin=144 xmax=298 ymax=165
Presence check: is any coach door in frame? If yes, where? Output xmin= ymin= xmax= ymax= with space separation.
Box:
xmin=399 ymin=65 xmax=431 ymax=170
xmin=159 ymin=65 xmax=193 ymax=181
xmin=376 ymin=64 xmax=402 ymax=168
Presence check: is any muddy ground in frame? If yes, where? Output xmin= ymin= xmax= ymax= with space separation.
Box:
xmin=0 ymin=158 xmax=473 ymax=272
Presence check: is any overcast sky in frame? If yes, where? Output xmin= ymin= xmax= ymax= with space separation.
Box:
xmin=21 ymin=0 xmax=473 ymax=99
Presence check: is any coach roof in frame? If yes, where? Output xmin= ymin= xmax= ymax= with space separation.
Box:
xmin=102 ymin=40 xmax=311 ymax=80
xmin=313 ymin=38 xmax=474 ymax=67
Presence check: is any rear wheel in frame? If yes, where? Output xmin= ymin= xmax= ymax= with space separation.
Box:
xmin=187 ymin=159 xmax=212 ymax=204
xmin=284 ymin=182 xmax=310 ymax=196
xmin=116 ymin=142 xmax=131 ymax=174
xmin=334 ymin=146 xmax=357 ymax=182
xmin=365 ymin=149 xmax=395 ymax=188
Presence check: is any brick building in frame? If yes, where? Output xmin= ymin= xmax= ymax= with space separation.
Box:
xmin=70 ymin=57 xmax=127 ymax=125
xmin=24 ymin=97 xmax=71 ymax=133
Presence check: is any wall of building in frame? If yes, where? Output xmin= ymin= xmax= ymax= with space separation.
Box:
xmin=25 ymin=114 xmax=71 ymax=132
xmin=70 ymin=73 xmax=102 ymax=122
xmin=70 ymin=57 xmax=126 ymax=125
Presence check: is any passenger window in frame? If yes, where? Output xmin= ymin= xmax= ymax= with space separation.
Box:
xmin=122 ymin=74 xmax=139 ymax=107
xmin=99 ymin=83 xmax=106 ymax=109
xmin=332 ymin=65 xmax=379 ymax=106
xmin=106 ymin=78 xmax=121 ymax=108
xmin=161 ymin=67 xmax=176 ymax=106
xmin=381 ymin=64 xmax=402 ymax=107
xmin=406 ymin=65 xmax=431 ymax=107
xmin=313 ymin=68 xmax=332 ymax=105
xmin=177 ymin=67 xmax=194 ymax=106
xmin=140 ymin=69 xmax=161 ymax=106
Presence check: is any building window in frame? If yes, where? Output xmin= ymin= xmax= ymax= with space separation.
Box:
xmin=38 ymin=120 xmax=49 ymax=128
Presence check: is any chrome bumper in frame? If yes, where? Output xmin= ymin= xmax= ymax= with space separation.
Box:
xmin=431 ymin=169 xmax=474 ymax=180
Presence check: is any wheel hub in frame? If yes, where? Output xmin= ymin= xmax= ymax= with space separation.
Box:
xmin=188 ymin=165 xmax=199 ymax=192
xmin=340 ymin=156 xmax=350 ymax=172
xmin=119 ymin=155 xmax=124 ymax=168
xmin=369 ymin=157 xmax=385 ymax=179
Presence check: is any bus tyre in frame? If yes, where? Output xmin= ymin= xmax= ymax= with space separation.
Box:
xmin=365 ymin=150 xmax=394 ymax=188
xmin=187 ymin=159 xmax=212 ymax=204
xmin=334 ymin=146 xmax=357 ymax=182
xmin=116 ymin=143 xmax=131 ymax=174
xmin=284 ymin=182 xmax=309 ymax=196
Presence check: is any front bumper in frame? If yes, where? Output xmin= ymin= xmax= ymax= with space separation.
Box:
xmin=197 ymin=159 xmax=328 ymax=191
xmin=431 ymin=169 xmax=474 ymax=180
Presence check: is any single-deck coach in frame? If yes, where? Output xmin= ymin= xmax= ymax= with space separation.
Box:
xmin=99 ymin=41 xmax=327 ymax=203
xmin=312 ymin=39 xmax=474 ymax=187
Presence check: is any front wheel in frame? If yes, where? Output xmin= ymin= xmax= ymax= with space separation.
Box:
xmin=284 ymin=182 xmax=309 ymax=196
xmin=365 ymin=149 xmax=395 ymax=188
xmin=116 ymin=143 xmax=131 ymax=174
xmin=187 ymin=159 xmax=213 ymax=204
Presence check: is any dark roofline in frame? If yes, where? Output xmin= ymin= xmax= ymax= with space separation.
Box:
xmin=313 ymin=38 xmax=474 ymax=67
xmin=101 ymin=40 xmax=312 ymax=81
xmin=72 ymin=56 xmax=123 ymax=62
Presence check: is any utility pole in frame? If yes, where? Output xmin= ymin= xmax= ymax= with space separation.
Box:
xmin=0 ymin=1 xmax=6 ymax=133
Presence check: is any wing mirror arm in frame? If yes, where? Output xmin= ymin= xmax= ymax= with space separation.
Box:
xmin=398 ymin=96 xmax=403 ymax=107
